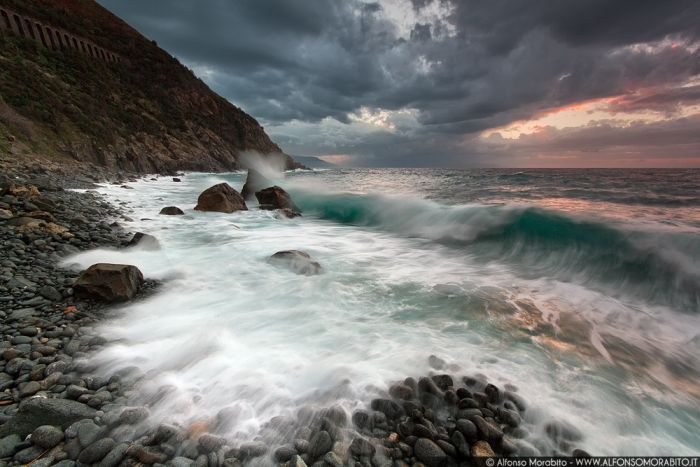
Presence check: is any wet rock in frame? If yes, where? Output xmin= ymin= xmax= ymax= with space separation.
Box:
xmin=274 ymin=445 xmax=297 ymax=462
xmin=504 ymin=391 xmax=526 ymax=411
xmin=290 ymin=455 xmax=308 ymax=467
xmin=198 ymin=433 xmax=227 ymax=453
xmin=118 ymin=406 xmax=149 ymax=425
xmin=500 ymin=437 xmax=518 ymax=455
xmin=76 ymin=420 xmax=103 ymax=446
xmin=97 ymin=442 xmax=129 ymax=467
xmin=468 ymin=415 xmax=502 ymax=442
xmin=194 ymin=183 xmax=247 ymax=213
xmin=498 ymin=408 xmax=521 ymax=427
xmin=0 ymin=434 xmax=23 ymax=458
xmin=269 ymin=250 xmax=322 ymax=275
xmin=160 ymin=206 xmax=184 ymax=215
xmin=545 ymin=420 xmax=583 ymax=443
xmin=241 ymin=169 xmax=272 ymax=200
xmin=471 ymin=440 xmax=495 ymax=457
xmin=350 ymin=437 xmax=376 ymax=457
xmin=171 ymin=457 xmax=195 ymax=467
xmin=128 ymin=232 xmax=160 ymax=250
xmin=430 ymin=375 xmax=453 ymax=391
xmin=573 ymin=448 xmax=592 ymax=457
xmin=79 ymin=438 xmax=115 ymax=463
xmin=14 ymin=445 xmax=44 ymax=464
xmin=275 ymin=208 xmax=301 ymax=219
xmin=38 ymin=285 xmax=62 ymax=301
xmin=449 ymin=430 xmax=470 ymax=457
xmin=324 ymin=452 xmax=343 ymax=467
xmin=455 ymin=419 xmax=477 ymax=442
xmin=173 ymin=178 xmax=182 ymax=182
xmin=73 ymin=263 xmax=144 ymax=302
xmin=127 ymin=445 xmax=168 ymax=464
xmin=352 ymin=410 xmax=372 ymax=430
xmin=255 ymin=186 xmax=300 ymax=213
xmin=418 ymin=377 xmax=443 ymax=397
xmin=66 ymin=385 xmax=89 ymax=399
xmin=308 ymin=430 xmax=333 ymax=459
xmin=413 ymin=438 xmax=447 ymax=467
xmin=31 ymin=425 xmax=64 ymax=449
xmin=239 ymin=441 xmax=267 ymax=459
xmin=19 ymin=380 xmax=41 ymax=397
xmin=0 ymin=397 xmax=96 ymax=437
xmin=371 ymin=398 xmax=405 ymax=420
xmin=389 ymin=384 xmax=414 ymax=400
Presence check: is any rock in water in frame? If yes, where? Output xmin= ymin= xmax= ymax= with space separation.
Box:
xmin=127 ymin=232 xmax=160 ymax=250
xmin=241 ymin=169 xmax=272 ymax=200
xmin=194 ymin=183 xmax=247 ymax=213
xmin=73 ymin=263 xmax=144 ymax=302
xmin=0 ymin=398 xmax=96 ymax=438
xmin=269 ymin=250 xmax=322 ymax=275
xmin=255 ymin=186 xmax=300 ymax=214
xmin=159 ymin=206 xmax=184 ymax=215
xmin=414 ymin=438 xmax=447 ymax=467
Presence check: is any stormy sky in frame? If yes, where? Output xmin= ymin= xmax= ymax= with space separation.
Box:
xmin=97 ymin=0 xmax=700 ymax=167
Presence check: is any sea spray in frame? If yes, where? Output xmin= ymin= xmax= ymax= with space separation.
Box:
xmin=290 ymin=190 xmax=700 ymax=312
xmin=63 ymin=169 xmax=700 ymax=455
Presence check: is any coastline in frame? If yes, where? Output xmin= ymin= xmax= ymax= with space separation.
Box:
xmin=0 ymin=158 xmax=589 ymax=466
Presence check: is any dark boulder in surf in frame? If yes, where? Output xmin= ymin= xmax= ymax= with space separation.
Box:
xmin=241 ymin=169 xmax=272 ymax=200
xmin=73 ymin=263 xmax=144 ymax=302
xmin=159 ymin=206 xmax=184 ymax=215
xmin=275 ymin=208 xmax=302 ymax=219
xmin=269 ymin=250 xmax=322 ymax=275
xmin=194 ymin=183 xmax=247 ymax=213
xmin=256 ymin=186 xmax=300 ymax=214
xmin=127 ymin=232 xmax=160 ymax=250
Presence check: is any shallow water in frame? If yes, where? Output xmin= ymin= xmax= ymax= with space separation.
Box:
xmin=65 ymin=168 xmax=700 ymax=455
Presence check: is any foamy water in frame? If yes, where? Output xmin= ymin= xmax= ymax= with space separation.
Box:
xmin=63 ymin=169 xmax=700 ymax=455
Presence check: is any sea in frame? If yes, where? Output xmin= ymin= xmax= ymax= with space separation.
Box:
xmin=66 ymin=168 xmax=700 ymax=456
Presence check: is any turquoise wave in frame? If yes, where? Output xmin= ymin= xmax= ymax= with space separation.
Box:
xmin=292 ymin=190 xmax=700 ymax=312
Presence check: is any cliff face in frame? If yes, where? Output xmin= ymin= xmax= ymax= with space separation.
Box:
xmin=0 ymin=0 xmax=299 ymax=173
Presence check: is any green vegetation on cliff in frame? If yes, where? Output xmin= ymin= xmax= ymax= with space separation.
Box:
xmin=0 ymin=0 xmax=296 ymax=173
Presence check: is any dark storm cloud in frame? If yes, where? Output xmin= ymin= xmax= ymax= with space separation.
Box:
xmin=97 ymin=0 xmax=700 ymax=166
xmin=606 ymin=84 xmax=700 ymax=114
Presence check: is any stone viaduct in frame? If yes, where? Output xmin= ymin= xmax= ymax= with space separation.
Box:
xmin=0 ymin=4 xmax=122 ymax=64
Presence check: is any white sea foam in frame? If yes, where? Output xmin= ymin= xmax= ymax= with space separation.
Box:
xmin=63 ymin=171 xmax=700 ymax=455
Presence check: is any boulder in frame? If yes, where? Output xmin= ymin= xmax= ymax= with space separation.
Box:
xmin=274 ymin=208 xmax=301 ymax=219
xmin=127 ymin=232 xmax=160 ymax=250
xmin=308 ymin=430 xmax=332 ymax=459
xmin=471 ymin=440 xmax=495 ymax=457
xmin=414 ymin=438 xmax=447 ymax=467
xmin=269 ymin=250 xmax=322 ymax=276
xmin=194 ymin=183 xmax=247 ymax=213
xmin=31 ymin=425 xmax=64 ymax=449
xmin=255 ymin=186 xmax=300 ymax=213
xmin=241 ymin=169 xmax=272 ymax=200
xmin=0 ymin=398 xmax=96 ymax=438
xmin=73 ymin=264 xmax=144 ymax=302
xmin=173 ymin=177 xmax=181 ymax=182
xmin=370 ymin=398 xmax=405 ymax=420
xmin=159 ymin=206 xmax=184 ymax=215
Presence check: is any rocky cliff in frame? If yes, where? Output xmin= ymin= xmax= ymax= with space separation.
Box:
xmin=0 ymin=0 xmax=300 ymax=173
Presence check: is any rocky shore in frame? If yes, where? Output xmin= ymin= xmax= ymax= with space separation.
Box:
xmin=0 ymin=157 xmax=590 ymax=466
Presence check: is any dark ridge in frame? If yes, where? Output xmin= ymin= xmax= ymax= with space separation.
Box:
xmin=0 ymin=0 xmax=303 ymax=173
